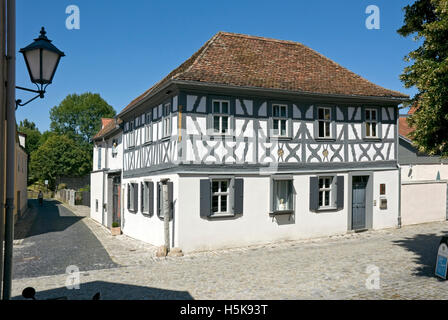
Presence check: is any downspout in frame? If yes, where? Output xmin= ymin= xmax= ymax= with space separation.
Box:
xmin=396 ymin=108 xmax=402 ymax=229
xmin=101 ymin=137 xmax=106 ymax=227
xmin=398 ymin=164 xmax=402 ymax=228
xmin=0 ymin=0 xmax=6 ymax=300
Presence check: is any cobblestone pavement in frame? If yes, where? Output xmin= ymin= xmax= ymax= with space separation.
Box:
xmin=13 ymin=200 xmax=117 ymax=280
xmin=11 ymin=203 xmax=448 ymax=299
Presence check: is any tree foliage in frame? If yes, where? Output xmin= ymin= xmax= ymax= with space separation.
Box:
xmin=18 ymin=119 xmax=41 ymax=156
xmin=398 ymin=0 xmax=448 ymax=156
xmin=49 ymin=92 xmax=116 ymax=143
xmin=29 ymin=134 xmax=92 ymax=190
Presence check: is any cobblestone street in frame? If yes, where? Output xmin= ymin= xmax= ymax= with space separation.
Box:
xmin=11 ymin=201 xmax=448 ymax=300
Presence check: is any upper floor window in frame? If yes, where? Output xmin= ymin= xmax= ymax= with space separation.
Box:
xmin=97 ymin=146 xmax=102 ymax=170
xmin=365 ymin=108 xmax=378 ymax=138
xmin=162 ymin=103 xmax=171 ymax=138
xmin=128 ymin=121 xmax=135 ymax=148
xmin=271 ymin=104 xmax=288 ymax=137
xmin=212 ymin=100 xmax=230 ymax=134
xmin=318 ymin=107 xmax=332 ymax=138
xmin=145 ymin=111 xmax=153 ymax=143
xmin=111 ymin=139 xmax=118 ymax=158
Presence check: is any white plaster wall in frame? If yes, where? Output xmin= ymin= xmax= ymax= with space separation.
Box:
xmin=401 ymin=163 xmax=448 ymax=182
xmin=121 ymin=174 xmax=180 ymax=248
xmin=106 ymin=132 xmax=123 ymax=171
xmin=90 ymin=171 xmax=104 ymax=224
xmin=177 ymin=174 xmax=350 ymax=253
xmin=372 ymin=169 xmax=399 ymax=230
xmin=401 ymin=181 xmax=447 ymax=226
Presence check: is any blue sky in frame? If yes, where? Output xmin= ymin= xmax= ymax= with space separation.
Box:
xmin=16 ymin=0 xmax=417 ymax=132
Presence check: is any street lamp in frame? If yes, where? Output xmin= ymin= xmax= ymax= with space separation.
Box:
xmin=16 ymin=27 xmax=65 ymax=108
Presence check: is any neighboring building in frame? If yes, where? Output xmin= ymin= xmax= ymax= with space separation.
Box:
xmin=15 ymin=132 xmax=28 ymax=223
xmin=91 ymin=118 xmax=123 ymax=228
xmin=398 ymin=107 xmax=448 ymax=226
xmin=93 ymin=32 xmax=409 ymax=252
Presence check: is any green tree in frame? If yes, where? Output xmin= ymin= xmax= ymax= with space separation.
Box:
xmin=49 ymin=92 xmax=116 ymax=143
xmin=398 ymin=0 xmax=448 ymax=156
xmin=30 ymin=134 xmax=92 ymax=190
xmin=18 ymin=119 xmax=41 ymax=156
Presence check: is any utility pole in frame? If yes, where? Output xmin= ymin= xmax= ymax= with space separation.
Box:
xmin=3 ymin=0 xmax=15 ymax=300
xmin=160 ymin=179 xmax=170 ymax=253
xmin=0 ymin=0 xmax=7 ymax=300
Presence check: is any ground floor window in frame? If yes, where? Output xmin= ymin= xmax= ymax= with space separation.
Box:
xmin=128 ymin=183 xmax=138 ymax=212
xmin=272 ymin=179 xmax=293 ymax=212
xmin=211 ymin=179 xmax=230 ymax=215
xmin=318 ymin=177 xmax=334 ymax=209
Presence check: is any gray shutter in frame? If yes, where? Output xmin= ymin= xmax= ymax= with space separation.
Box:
xmin=141 ymin=183 xmax=144 ymax=213
xmin=127 ymin=184 xmax=130 ymax=210
xmin=157 ymin=182 xmax=161 ymax=217
xmin=168 ymin=181 xmax=173 ymax=220
xmin=148 ymin=181 xmax=154 ymax=217
xmin=234 ymin=178 xmax=244 ymax=215
xmin=288 ymin=119 xmax=293 ymax=138
xmin=133 ymin=184 xmax=138 ymax=213
xmin=200 ymin=179 xmax=211 ymax=218
xmin=336 ymin=176 xmax=344 ymax=210
xmin=309 ymin=177 xmax=319 ymax=211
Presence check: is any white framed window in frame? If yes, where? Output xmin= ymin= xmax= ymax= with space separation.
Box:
xmin=128 ymin=183 xmax=138 ymax=212
xmin=127 ymin=121 xmax=135 ymax=148
xmin=97 ymin=145 xmax=102 ymax=170
xmin=162 ymin=103 xmax=171 ymax=138
xmin=141 ymin=182 xmax=149 ymax=214
xmin=318 ymin=176 xmax=336 ymax=209
xmin=317 ymin=107 xmax=332 ymax=138
xmin=212 ymin=100 xmax=230 ymax=134
xmin=271 ymin=104 xmax=288 ymax=137
xmin=272 ymin=179 xmax=293 ymax=212
xmin=145 ymin=111 xmax=153 ymax=143
xmin=211 ymin=179 xmax=230 ymax=215
xmin=365 ymin=108 xmax=378 ymax=138
xmin=111 ymin=139 xmax=118 ymax=158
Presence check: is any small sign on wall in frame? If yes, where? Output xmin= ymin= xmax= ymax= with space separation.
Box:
xmin=380 ymin=184 xmax=386 ymax=195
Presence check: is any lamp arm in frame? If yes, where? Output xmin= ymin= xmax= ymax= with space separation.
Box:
xmin=15 ymin=84 xmax=48 ymax=109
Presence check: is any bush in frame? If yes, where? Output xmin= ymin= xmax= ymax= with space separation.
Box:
xmin=58 ymin=183 xmax=67 ymax=190
xmin=112 ymin=222 xmax=120 ymax=228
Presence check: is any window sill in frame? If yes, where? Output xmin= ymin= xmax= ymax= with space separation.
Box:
xmin=316 ymin=206 xmax=339 ymax=212
xmin=363 ymin=137 xmax=382 ymax=142
xmin=160 ymin=136 xmax=171 ymax=142
xmin=271 ymin=136 xmax=292 ymax=141
xmin=270 ymin=210 xmax=294 ymax=216
xmin=315 ymin=138 xmax=336 ymax=142
xmin=208 ymin=213 xmax=236 ymax=218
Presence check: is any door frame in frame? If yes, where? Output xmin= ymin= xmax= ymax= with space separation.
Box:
xmin=347 ymin=171 xmax=373 ymax=231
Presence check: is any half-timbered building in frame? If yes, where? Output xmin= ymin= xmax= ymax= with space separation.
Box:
xmin=93 ymin=32 xmax=409 ymax=252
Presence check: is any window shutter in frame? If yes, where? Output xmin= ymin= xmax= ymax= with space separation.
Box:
xmin=141 ymin=183 xmax=144 ymax=213
xmin=127 ymin=184 xmax=130 ymax=210
xmin=157 ymin=182 xmax=161 ymax=217
xmin=267 ymin=118 xmax=273 ymax=139
xmin=309 ymin=177 xmax=319 ymax=211
xmin=168 ymin=181 xmax=173 ymax=220
xmin=336 ymin=176 xmax=344 ymax=210
xmin=148 ymin=182 xmax=154 ymax=217
xmin=200 ymin=179 xmax=211 ymax=218
xmin=234 ymin=178 xmax=244 ymax=215
xmin=288 ymin=119 xmax=293 ymax=138
xmin=133 ymin=184 xmax=138 ymax=213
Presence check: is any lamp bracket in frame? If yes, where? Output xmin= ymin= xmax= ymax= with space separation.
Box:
xmin=15 ymin=85 xmax=47 ymax=109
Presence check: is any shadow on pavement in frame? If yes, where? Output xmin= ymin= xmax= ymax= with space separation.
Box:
xmin=393 ymin=231 xmax=448 ymax=278
xmin=24 ymin=199 xmax=84 ymax=238
xmin=13 ymin=281 xmax=194 ymax=300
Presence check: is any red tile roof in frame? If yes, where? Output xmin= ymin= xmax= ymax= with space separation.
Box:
xmin=399 ymin=116 xmax=415 ymax=140
xmin=93 ymin=118 xmax=121 ymax=140
xmin=119 ymin=32 xmax=408 ymax=116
